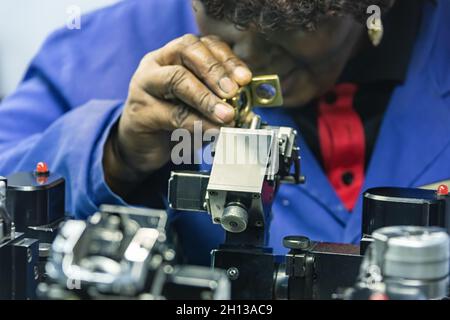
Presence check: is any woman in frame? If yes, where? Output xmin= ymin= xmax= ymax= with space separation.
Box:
xmin=0 ymin=0 xmax=448 ymax=265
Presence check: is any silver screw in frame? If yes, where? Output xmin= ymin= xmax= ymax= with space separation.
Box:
xmin=164 ymin=265 xmax=174 ymax=274
xmin=27 ymin=248 xmax=32 ymax=263
xmin=164 ymin=249 xmax=176 ymax=262
xmin=227 ymin=267 xmax=239 ymax=281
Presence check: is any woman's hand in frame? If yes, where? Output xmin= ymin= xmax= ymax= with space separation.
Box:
xmin=103 ymin=34 xmax=252 ymax=197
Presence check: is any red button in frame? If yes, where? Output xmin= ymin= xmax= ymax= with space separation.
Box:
xmin=36 ymin=162 xmax=49 ymax=174
xmin=437 ymin=184 xmax=449 ymax=196
xmin=369 ymin=293 xmax=389 ymax=300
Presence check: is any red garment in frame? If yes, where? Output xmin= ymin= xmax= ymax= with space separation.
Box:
xmin=317 ymin=83 xmax=365 ymax=211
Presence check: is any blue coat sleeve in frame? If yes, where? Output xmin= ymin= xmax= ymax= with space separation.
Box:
xmin=0 ymin=0 xmax=199 ymax=220
xmin=0 ymin=73 xmax=127 ymax=219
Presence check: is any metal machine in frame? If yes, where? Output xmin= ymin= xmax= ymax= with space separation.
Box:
xmin=345 ymin=226 xmax=449 ymax=300
xmin=38 ymin=205 xmax=230 ymax=300
xmin=1 ymin=165 xmax=230 ymax=300
xmin=2 ymin=75 xmax=450 ymax=301
xmin=0 ymin=166 xmax=62 ymax=300
xmin=167 ymin=75 xmax=450 ymax=300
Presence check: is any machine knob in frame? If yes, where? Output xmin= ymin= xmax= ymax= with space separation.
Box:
xmin=370 ymin=226 xmax=450 ymax=300
xmin=221 ymin=204 xmax=248 ymax=233
xmin=283 ymin=236 xmax=311 ymax=251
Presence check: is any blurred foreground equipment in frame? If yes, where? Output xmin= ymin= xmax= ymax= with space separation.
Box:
xmin=38 ymin=205 xmax=230 ymax=300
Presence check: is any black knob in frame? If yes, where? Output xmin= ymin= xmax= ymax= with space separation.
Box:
xmin=324 ymin=91 xmax=338 ymax=105
xmin=283 ymin=236 xmax=311 ymax=251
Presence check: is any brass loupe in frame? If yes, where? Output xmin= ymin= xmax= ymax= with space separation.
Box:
xmin=225 ymin=75 xmax=283 ymax=127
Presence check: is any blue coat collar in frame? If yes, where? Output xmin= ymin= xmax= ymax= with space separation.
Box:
xmin=344 ymin=0 xmax=450 ymax=242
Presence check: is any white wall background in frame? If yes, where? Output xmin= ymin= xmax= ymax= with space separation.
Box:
xmin=0 ymin=0 xmax=120 ymax=97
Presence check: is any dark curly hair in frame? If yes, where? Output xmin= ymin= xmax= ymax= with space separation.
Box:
xmin=199 ymin=0 xmax=393 ymax=32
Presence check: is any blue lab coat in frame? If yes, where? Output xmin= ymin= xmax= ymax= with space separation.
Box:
xmin=0 ymin=0 xmax=449 ymax=265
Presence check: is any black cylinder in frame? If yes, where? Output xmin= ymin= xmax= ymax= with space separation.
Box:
xmin=6 ymin=172 xmax=65 ymax=231
xmin=362 ymin=187 xmax=449 ymax=236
